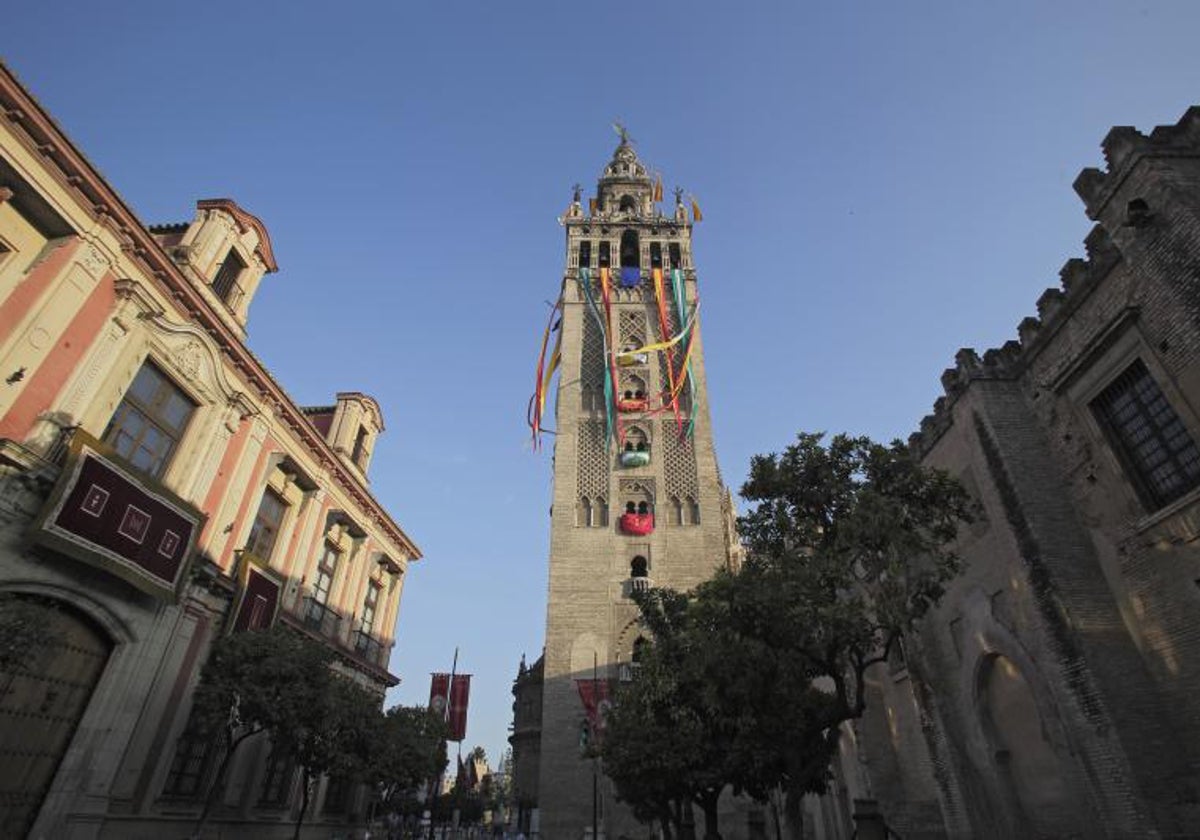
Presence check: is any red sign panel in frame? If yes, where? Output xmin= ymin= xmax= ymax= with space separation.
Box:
xmin=429 ymin=673 xmax=451 ymax=718
xmin=448 ymin=674 xmax=471 ymax=742
xmin=34 ymin=439 xmax=204 ymax=601
xmin=231 ymin=564 xmax=282 ymax=632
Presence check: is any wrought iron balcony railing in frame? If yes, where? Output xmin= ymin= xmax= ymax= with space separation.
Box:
xmin=301 ymin=596 xmax=341 ymax=639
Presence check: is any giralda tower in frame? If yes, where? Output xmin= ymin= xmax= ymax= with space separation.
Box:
xmin=532 ymin=132 xmax=742 ymax=838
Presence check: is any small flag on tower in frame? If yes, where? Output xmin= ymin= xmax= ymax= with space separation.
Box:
xmin=690 ymin=196 xmax=703 ymax=223
xmin=653 ymin=173 xmax=664 ymax=203
xmin=589 ymin=198 xmax=598 ymax=216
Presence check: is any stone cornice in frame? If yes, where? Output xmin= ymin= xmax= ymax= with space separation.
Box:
xmin=0 ymin=61 xmax=420 ymax=561
xmin=196 ymin=197 xmax=278 ymax=272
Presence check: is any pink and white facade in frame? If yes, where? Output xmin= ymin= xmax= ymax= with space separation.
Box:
xmin=0 ymin=62 xmax=421 ymax=838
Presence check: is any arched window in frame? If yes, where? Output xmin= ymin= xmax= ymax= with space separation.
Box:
xmin=625 ymin=501 xmax=637 ymax=515
xmin=598 ymin=241 xmax=611 ymax=268
xmin=577 ymin=497 xmax=592 ymax=527
xmin=630 ymin=556 xmax=648 ymax=578
xmin=637 ymin=501 xmax=650 ymax=515
xmin=578 ymin=240 xmax=592 ymax=268
xmin=672 ymin=497 xmax=683 ymax=526
xmin=650 ymin=242 xmax=662 ymax=269
xmin=619 ymin=195 xmax=636 ymax=213
xmin=688 ymin=496 xmax=701 ymax=525
xmin=668 ymin=243 xmax=682 ymax=270
xmin=596 ymin=496 xmax=608 ymax=527
xmin=620 ymin=230 xmax=640 ymax=268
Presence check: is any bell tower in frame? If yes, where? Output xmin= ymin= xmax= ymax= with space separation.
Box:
xmin=533 ymin=131 xmax=742 ymax=838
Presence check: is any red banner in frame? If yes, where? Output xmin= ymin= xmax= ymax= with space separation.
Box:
xmin=429 ymin=673 xmax=450 ymax=719
xmin=448 ymin=674 xmax=471 ymax=741
xmin=576 ymin=678 xmax=612 ymax=733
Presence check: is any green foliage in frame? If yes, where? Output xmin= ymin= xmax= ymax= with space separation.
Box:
xmin=601 ymin=432 xmax=975 ymax=837
xmin=368 ymin=705 xmax=449 ymax=806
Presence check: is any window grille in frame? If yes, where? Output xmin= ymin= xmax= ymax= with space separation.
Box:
xmin=1092 ymin=359 xmax=1200 ymax=509
xmin=211 ymin=248 xmax=246 ymax=304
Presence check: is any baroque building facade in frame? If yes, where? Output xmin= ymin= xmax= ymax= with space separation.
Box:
xmin=830 ymin=107 xmax=1200 ymax=839
xmin=534 ymin=137 xmax=744 ymax=839
xmin=0 ymin=62 xmax=420 ymax=838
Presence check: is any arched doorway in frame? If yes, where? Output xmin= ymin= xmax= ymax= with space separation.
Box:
xmin=0 ymin=596 xmax=113 ymax=838
xmin=978 ymin=653 xmax=1084 ymax=838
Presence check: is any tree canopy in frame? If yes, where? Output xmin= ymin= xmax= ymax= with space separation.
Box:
xmin=602 ymin=432 xmax=975 ymax=840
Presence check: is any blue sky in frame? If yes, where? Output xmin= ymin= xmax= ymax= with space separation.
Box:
xmin=7 ymin=1 xmax=1200 ymax=767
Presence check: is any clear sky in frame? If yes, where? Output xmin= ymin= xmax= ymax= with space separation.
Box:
xmin=7 ymin=0 xmax=1200 ymax=768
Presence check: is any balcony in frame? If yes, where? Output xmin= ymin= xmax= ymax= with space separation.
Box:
xmin=353 ymin=628 xmax=387 ymax=668
xmin=619 ymin=449 xmax=650 ymax=468
xmin=624 ymin=576 xmax=653 ymax=599
xmin=619 ymin=513 xmax=654 ymax=536
xmin=301 ymin=596 xmax=342 ymax=640
xmin=617 ymin=398 xmax=647 ymax=413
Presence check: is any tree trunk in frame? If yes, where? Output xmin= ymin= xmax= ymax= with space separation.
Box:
xmin=678 ymin=799 xmax=697 ymax=840
xmin=192 ymin=731 xmax=249 ymax=839
xmin=781 ymin=783 xmax=805 ymax=840
xmin=698 ymin=790 xmax=721 ymax=840
xmin=293 ymin=768 xmax=313 ymax=840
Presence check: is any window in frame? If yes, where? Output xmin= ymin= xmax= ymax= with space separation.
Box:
xmin=1092 ymin=359 xmax=1200 ymax=509
xmin=162 ymin=732 xmax=212 ymax=798
xmin=259 ymin=748 xmax=294 ymax=806
xmin=620 ymin=230 xmax=640 ymax=267
xmin=245 ymin=489 xmax=288 ymax=560
xmin=322 ymin=774 xmax=351 ymax=814
xmin=351 ymin=425 xmax=369 ymax=468
xmin=668 ymin=243 xmax=682 ymax=270
xmin=649 ymin=242 xmax=662 ymax=269
xmin=211 ymin=248 xmax=246 ymax=304
xmin=578 ymin=240 xmax=591 ymax=268
xmin=102 ymin=361 xmax=196 ymax=479
xmin=630 ymin=556 xmax=648 ymax=578
xmin=306 ymin=542 xmax=340 ymax=628
xmin=598 ymin=241 xmax=610 ymax=268
xmin=361 ymin=580 xmax=381 ymax=636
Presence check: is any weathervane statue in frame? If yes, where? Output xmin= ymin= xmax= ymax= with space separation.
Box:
xmin=612 ymin=120 xmax=634 ymax=146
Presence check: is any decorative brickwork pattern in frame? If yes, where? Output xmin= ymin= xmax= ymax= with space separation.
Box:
xmin=661 ymin=420 xmax=699 ymax=500
xmin=618 ymin=309 xmax=646 ymax=348
xmin=581 ymin=314 xmax=604 ymax=389
xmin=576 ymin=420 xmax=609 ymax=502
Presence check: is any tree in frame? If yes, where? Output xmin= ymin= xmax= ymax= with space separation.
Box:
xmin=733 ymin=432 xmax=975 ymax=836
xmin=366 ymin=705 xmax=448 ymax=811
xmin=602 ymin=432 xmax=974 ymax=840
xmin=283 ymin=674 xmax=381 ymax=840
xmin=602 ymin=588 xmax=738 ymax=840
xmin=187 ymin=625 xmax=336 ymax=837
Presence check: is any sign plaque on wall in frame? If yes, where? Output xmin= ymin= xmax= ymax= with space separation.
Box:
xmin=31 ymin=433 xmax=205 ymax=601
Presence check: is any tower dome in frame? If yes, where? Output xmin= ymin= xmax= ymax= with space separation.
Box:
xmin=597 ymin=134 xmax=654 ymax=218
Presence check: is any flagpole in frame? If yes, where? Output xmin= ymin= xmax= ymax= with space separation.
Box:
xmin=592 ymin=651 xmax=599 ymax=840
xmin=429 ymin=647 xmax=459 ymax=840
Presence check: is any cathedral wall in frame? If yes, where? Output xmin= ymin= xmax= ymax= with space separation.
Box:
xmin=847 ymin=110 xmax=1200 ymax=838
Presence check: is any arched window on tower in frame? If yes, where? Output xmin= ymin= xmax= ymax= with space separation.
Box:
xmin=578 ymin=240 xmax=592 ymax=269
xmin=620 ymin=230 xmax=640 ymax=268
xmin=688 ymin=496 xmax=701 ymax=525
xmin=630 ymin=556 xmax=648 ymax=578
xmin=668 ymin=243 xmax=682 ymax=270
xmin=650 ymin=242 xmax=662 ymax=269
xmin=577 ymin=496 xmax=592 ymax=528
xmin=595 ymin=496 xmax=608 ymax=527
xmin=598 ymin=241 xmax=611 ymax=268
xmin=672 ymin=496 xmax=683 ymax=526
xmin=619 ymin=195 xmax=636 ymax=214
